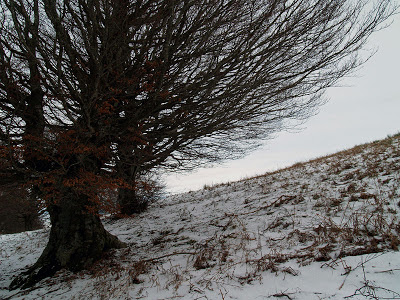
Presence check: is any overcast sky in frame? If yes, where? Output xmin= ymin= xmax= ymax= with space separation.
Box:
xmin=165 ymin=7 xmax=400 ymax=194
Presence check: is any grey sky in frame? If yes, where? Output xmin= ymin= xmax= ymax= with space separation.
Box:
xmin=165 ymin=8 xmax=400 ymax=194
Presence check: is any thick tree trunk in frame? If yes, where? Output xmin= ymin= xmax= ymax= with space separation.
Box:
xmin=9 ymin=193 xmax=126 ymax=290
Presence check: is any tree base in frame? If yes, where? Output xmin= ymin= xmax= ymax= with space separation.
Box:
xmin=9 ymin=201 xmax=126 ymax=290
xmin=118 ymin=188 xmax=149 ymax=215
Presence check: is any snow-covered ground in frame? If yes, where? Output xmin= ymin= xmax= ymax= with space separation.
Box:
xmin=1 ymin=134 xmax=400 ymax=299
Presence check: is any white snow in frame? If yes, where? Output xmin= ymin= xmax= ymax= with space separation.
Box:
xmin=1 ymin=134 xmax=400 ymax=299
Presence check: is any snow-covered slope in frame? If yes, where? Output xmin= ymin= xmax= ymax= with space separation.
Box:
xmin=1 ymin=134 xmax=400 ymax=299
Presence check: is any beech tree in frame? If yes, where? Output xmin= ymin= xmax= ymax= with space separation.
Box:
xmin=0 ymin=0 xmax=396 ymax=289
xmin=0 ymin=183 xmax=43 ymax=234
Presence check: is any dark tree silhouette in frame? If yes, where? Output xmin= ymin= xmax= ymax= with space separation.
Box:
xmin=0 ymin=0 xmax=396 ymax=289
xmin=0 ymin=183 xmax=43 ymax=234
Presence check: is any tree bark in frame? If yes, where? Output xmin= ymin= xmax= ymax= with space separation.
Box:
xmin=116 ymin=161 xmax=148 ymax=215
xmin=9 ymin=192 xmax=126 ymax=290
xmin=118 ymin=187 xmax=149 ymax=215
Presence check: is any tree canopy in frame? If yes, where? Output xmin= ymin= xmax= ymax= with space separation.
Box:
xmin=0 ymin=0 xmax=396 ymax=289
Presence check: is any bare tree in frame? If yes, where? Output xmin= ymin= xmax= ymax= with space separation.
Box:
xmin=0 ymin=183 xmax=43 ymax=234
xmin=0 ymin=0 xmax=396 ymax=289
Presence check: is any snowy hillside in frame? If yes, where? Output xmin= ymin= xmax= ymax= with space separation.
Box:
xmin=1 ymin=134 xmax=400 ymax=299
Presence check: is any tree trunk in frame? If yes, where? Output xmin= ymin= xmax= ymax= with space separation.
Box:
xmin=118 ymin=187 xmax=148 ymax=215
xmin=9 ymin=192 xmax=126 ymax=290
xmin=116 ymin=163 xmax=148 ymax=215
